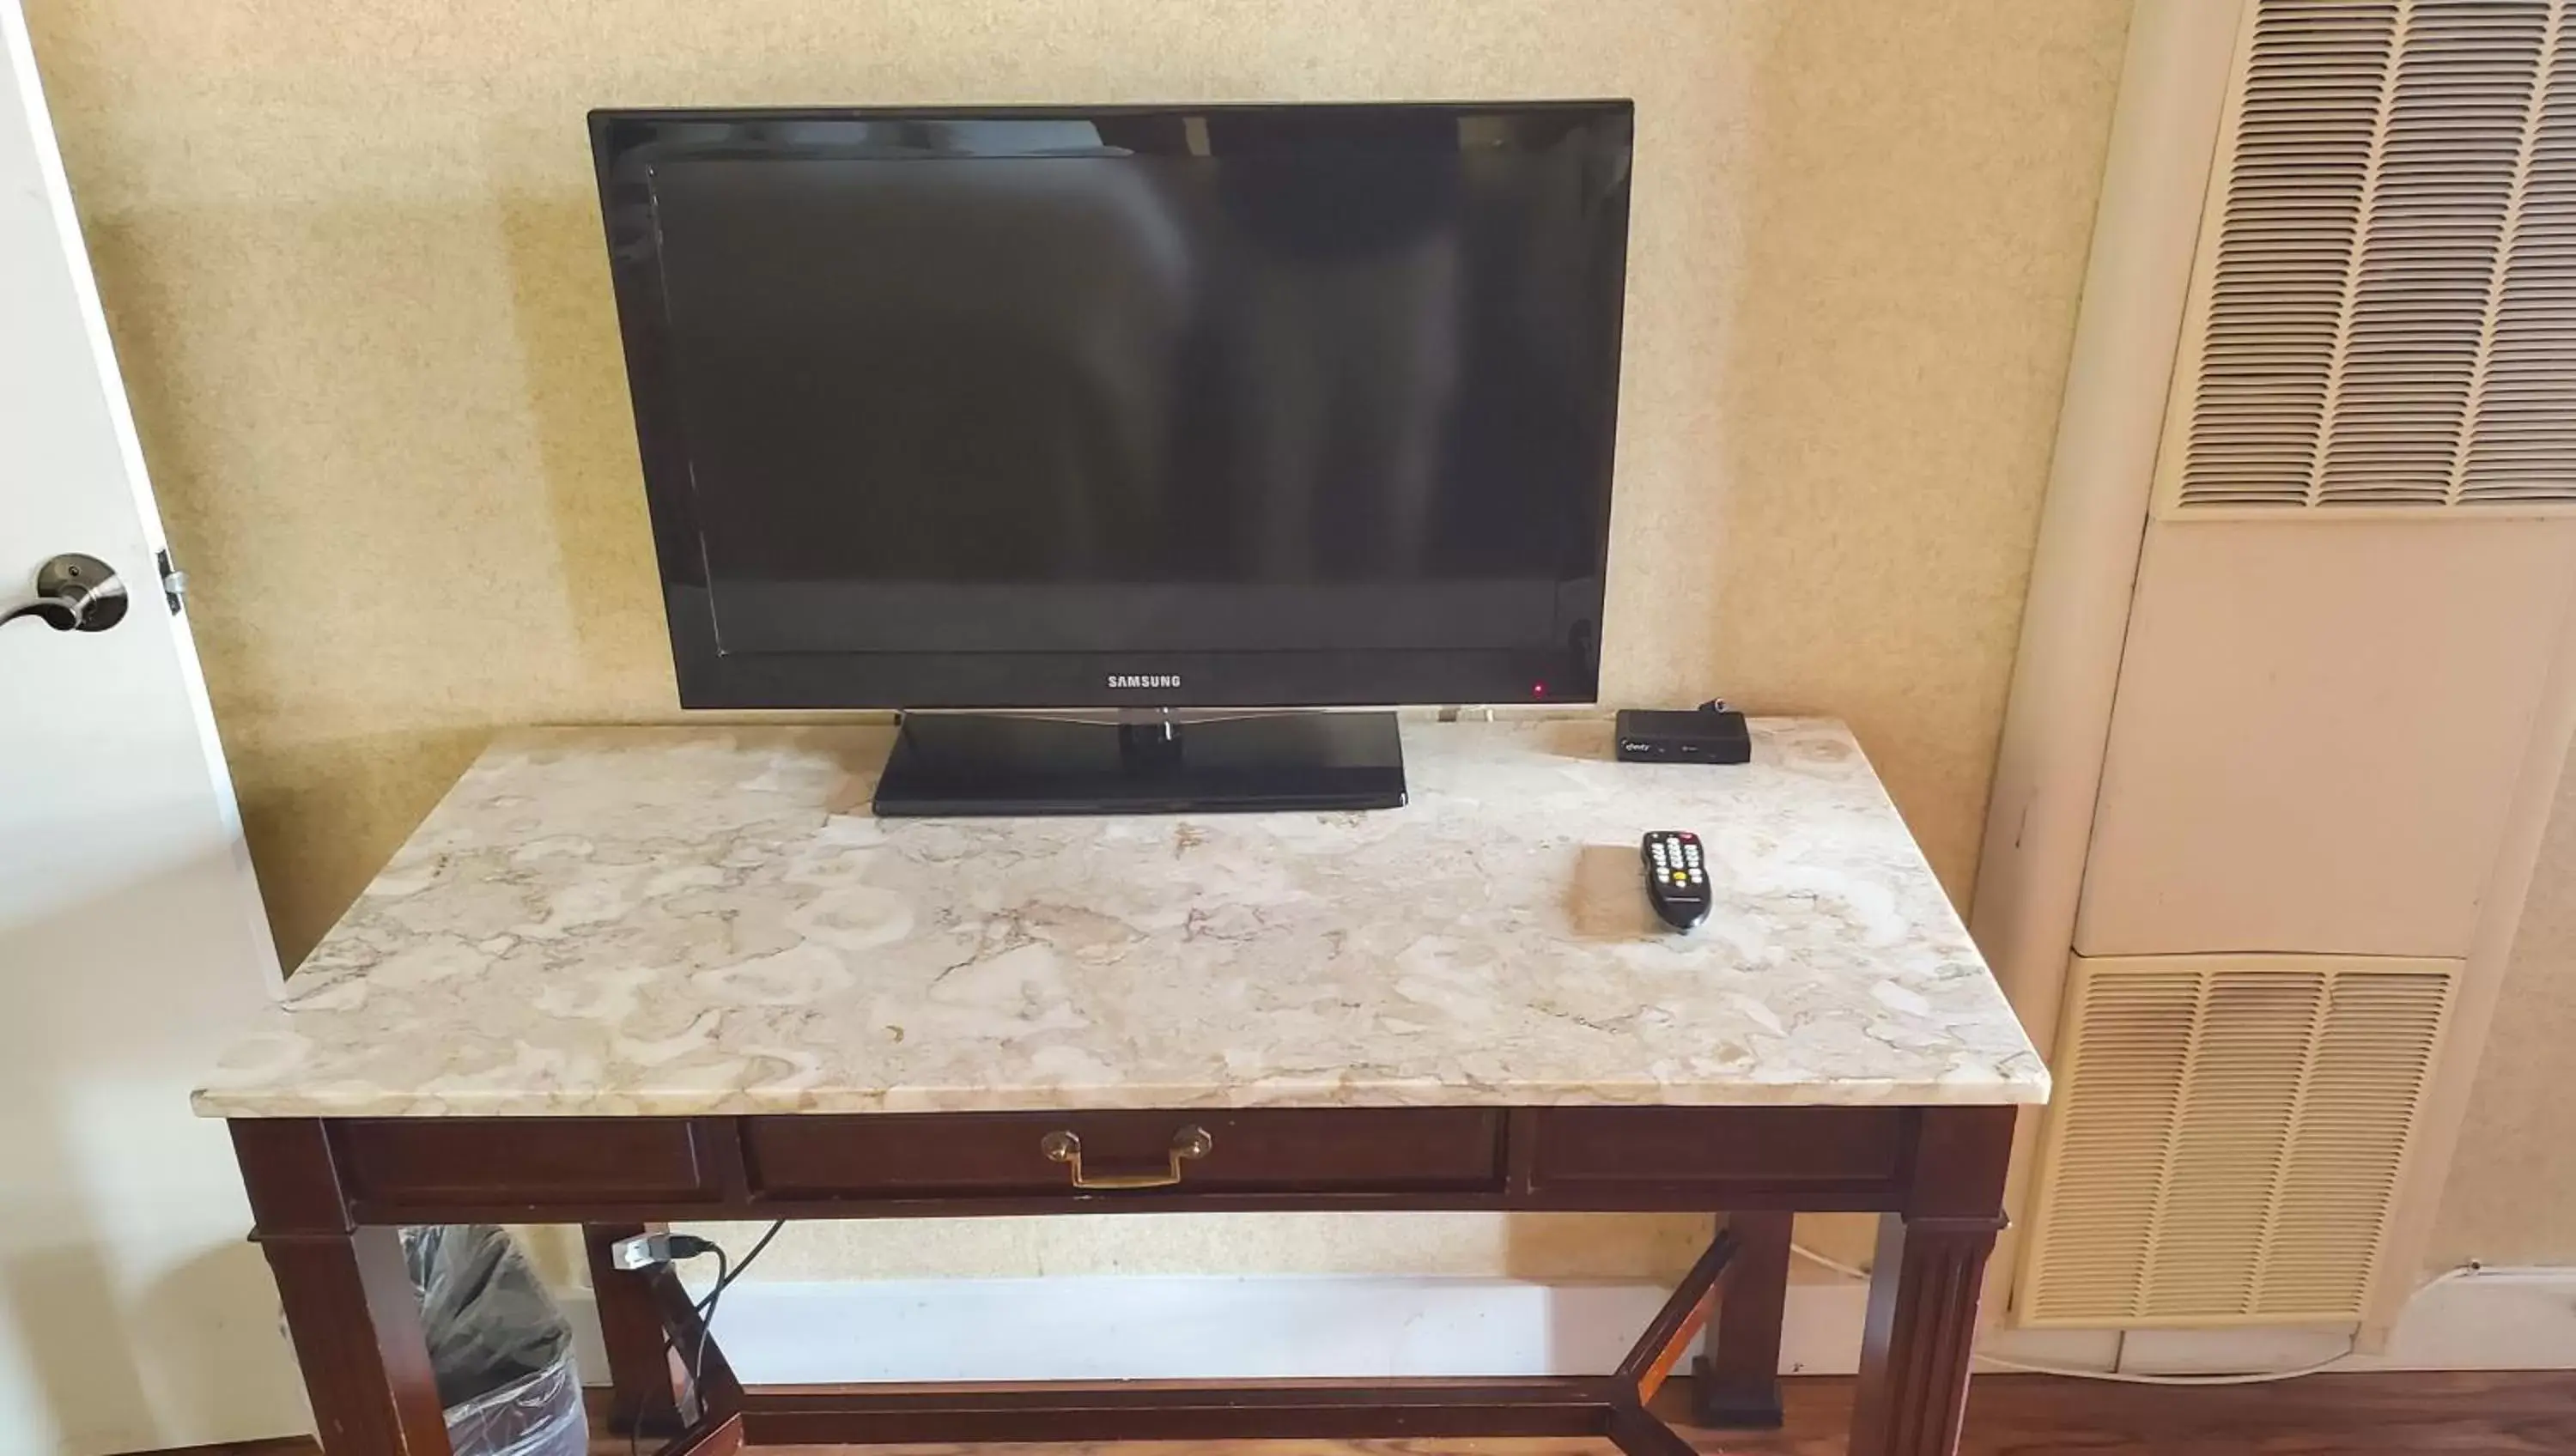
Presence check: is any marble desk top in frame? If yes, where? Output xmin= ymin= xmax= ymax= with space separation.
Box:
xmin=192 ymin=717 xmax=2049 ymax=1119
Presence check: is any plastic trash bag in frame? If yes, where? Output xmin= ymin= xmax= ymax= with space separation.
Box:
xmin=404 ymin=1225 xmax=587 ymax=1456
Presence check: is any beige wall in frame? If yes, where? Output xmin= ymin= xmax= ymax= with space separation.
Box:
xmin=26 ymin=0 xmax=2130 ymax=1279
xmin=2429 ymin=730 xmax=2576 ymax=1269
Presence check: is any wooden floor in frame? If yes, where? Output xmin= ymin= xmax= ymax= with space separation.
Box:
xmin=171 ymin=1372 xmax=2576 ymax=1456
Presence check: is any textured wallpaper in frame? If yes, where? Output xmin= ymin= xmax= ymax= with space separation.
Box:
xmin=2428 ymin=734 xmax=2576 ymax=1269
xmin=27 ymin=0 xmax=2133 ymax=1279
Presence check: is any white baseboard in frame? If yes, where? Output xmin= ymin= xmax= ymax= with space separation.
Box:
xmin=557 ymin=1266 xmax=2576 ymax=1388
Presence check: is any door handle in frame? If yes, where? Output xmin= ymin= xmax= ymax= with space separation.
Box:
xmin=3 ymin=554 xmax=128 ymax=634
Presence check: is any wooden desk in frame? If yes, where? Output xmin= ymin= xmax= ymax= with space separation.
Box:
xmin=196 ymin=718 xmax=2048 ymax=1456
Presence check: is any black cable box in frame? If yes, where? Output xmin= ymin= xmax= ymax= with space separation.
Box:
xmin=1615 ymin=705 xmax=1751 ymax=764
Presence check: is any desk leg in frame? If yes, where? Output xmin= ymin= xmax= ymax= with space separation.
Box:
xmin=261 ymin=1228 xmax=453 ymax=1456
xmin=1847 ymin=1107 xmax=2013 ymax=1456
xmin=587 ymin=1223 xmax=685 ymax=1436
xmin=1692 ymin=1210 xmax=1790 ymax=1428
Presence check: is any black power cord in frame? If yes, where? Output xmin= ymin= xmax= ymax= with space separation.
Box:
xmin=686 ymin=1245 xmax=729 ymax=1411
xmin=623 ymin=1222 xmax=787 ymax=1456
xmin=688 ymin=1222 xmax=785 ymax=1413
xmin=696 ymin=1220 xmax=787 ymax=1321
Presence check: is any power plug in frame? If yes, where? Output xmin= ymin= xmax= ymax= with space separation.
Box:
xmin=608 ymin=1231 xmax=718 ymax=1271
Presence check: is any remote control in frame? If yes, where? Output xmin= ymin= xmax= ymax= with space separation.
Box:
xmin=1642 ymin=830 xmax=1711 ymax=931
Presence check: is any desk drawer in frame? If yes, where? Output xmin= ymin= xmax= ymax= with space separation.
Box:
xmin=331 ymin=1118 xmax=721 ymax=1209
xmin=1525 ymin=1107 xmax=1907 ymax=1198
xmin=744 ymin=1108 xmax=1503 ymax=1201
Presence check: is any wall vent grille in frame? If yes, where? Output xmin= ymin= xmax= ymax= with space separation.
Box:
xmin=2018 ymin=956 xmax=2458 ymax=1327
xmin=2163 ymin=0 xmax=2576 ymax=514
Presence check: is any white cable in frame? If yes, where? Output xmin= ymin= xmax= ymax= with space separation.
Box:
xmin=1790 ymin=1241 xmax=1872 ymax=1282
xmin=1788 ymin=1241 xmax=2484 ymax=1386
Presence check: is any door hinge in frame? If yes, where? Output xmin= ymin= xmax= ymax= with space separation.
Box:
xmin=156 ymin=547 xmax=186 ymax=615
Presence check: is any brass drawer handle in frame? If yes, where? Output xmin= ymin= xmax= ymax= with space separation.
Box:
xmin=1039 ymin=1125 xmax=1212 ymax=1190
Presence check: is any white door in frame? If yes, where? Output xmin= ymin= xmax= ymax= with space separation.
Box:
xmin=0 ymin=3 xmax=310 ymax=1451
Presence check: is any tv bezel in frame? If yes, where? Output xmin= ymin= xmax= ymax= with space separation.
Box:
xmin=589 ymin=100 xmax=1634 ymax=711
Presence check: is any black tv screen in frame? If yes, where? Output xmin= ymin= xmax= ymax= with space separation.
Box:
xmin=592 ymin=102 xmax=1632 ymax=709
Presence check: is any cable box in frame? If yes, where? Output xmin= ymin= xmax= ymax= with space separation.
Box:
xmin=1614 ymin=707 xmax=1751 ymax=765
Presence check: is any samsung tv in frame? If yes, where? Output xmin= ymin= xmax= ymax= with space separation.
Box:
xmin=592 ymin=100 xmax=1632 ymax=813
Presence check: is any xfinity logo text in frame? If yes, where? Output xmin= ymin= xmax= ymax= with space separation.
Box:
xmin=1105 ymin=674 xmax=1183 ymax=689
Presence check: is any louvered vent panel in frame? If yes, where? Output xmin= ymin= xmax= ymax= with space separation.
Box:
xmin=2019 ymin=956 xmax=2457 ymax=1328
xmin=2464 ymin=21 xmax=2576 ymax=500
xmin=2168 ymin=0 xmax=2576 ymax=513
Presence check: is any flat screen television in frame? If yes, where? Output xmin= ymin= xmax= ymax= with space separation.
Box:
xmin=592 ymin=101 xmax=1633 ymax=814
